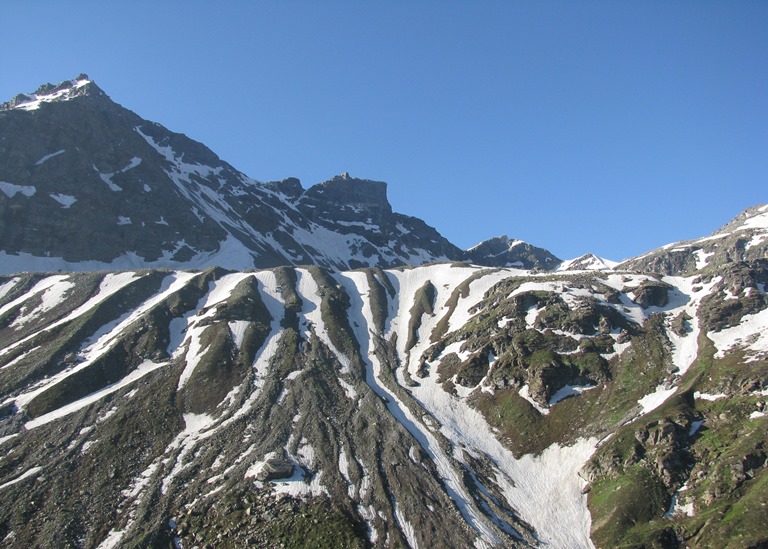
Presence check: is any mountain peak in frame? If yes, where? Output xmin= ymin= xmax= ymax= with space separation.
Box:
xmin=1 ymin=74 xmax=104 ymax=112
xmin=557 ymin=252 xmax=618 ymax=271
xmin=465 ymin=235 xmax=561 ymax=269
xmin=297 ymin=174 xmax=393 ymax=228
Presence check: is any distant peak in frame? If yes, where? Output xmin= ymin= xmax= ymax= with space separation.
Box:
xmin=557 ymin=253 xmax=618 ymax=272
xmin=467 ymin=235 xmax=524 ymax=252
xmin=1 ymin=74 xmax=104 ymax=112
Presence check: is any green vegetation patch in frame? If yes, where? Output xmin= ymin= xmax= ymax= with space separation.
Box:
xmin=589 ymin=466 xmax=670 ymax=548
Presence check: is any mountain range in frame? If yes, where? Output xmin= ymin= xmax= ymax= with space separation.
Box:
xmin=0 ymin=76 xmax=767 ymax=548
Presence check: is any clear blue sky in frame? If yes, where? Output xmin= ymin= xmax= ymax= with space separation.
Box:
xmin=2 ymin=2 xmax=766 ymax=261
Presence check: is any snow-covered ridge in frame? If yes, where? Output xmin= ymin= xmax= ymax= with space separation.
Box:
xmin=467 ymin=236 xmax=523 ymax=253
xmin=2 ymin=75 xmax=92 ymax=111
xmin=617 ymin=203 xmax=768 ymax=273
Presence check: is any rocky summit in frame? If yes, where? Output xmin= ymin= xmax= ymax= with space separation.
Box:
xmin=0 ymin=77 xmax=767 ymax=549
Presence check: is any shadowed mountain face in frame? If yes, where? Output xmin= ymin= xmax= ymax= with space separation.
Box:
xmin=0 ymin=76 xmax=560 ymax=274
xmin=0 ymin=77 xmax=767 ymax=549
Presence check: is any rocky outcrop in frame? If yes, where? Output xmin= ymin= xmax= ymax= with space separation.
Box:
xmin=698 ymin=260 xmax=768 ymax=331
xmin=631 ymin=280 xmax=671 ymax=308
xmin=254 ymin=456 xmax=295 ymax=481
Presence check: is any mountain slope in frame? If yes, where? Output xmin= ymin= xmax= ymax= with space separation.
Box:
xmin=1 ymin=246 xmax=766 ymax=547
xmin=618 ymin=204 xmax=768 ymax=275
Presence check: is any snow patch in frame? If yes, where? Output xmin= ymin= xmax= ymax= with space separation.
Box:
xmin=694 ymin=391 xmax=728 ymax=401
xmin=637 ymin=385 xmax=677 ymax=416
xmin=50 ymin=193 xmax=77 ymax=208
xmin=7 ymin=77 xmax=90 ymax=111
xmin=296 ymin=269 xmax=352 ymax=373
xmin=694 ymin=249 xmax=714 ymax=270
xmin=0 ymin=182 xmax=36 ymax=198
xmin=228 ymin=320 xmax=249 ymax=350
xmin=0 ymin=434 xmax=19 ymax=447
xmin=0 ymin=467 xmax=43 ymax=491
xmin=740 ymin=210 xmax=768 ymax=231
xmin=0 ymin=277 xmax=20 ymax=300
xmin=338 ymin=377 xmax=358 ymax=401
xmin=24 ymin=360 xmax=168 ymax=429
xmin=549 ymin=384 xmax=597 ymax=405
xmin=160 ymin=413 xmax=216 ymax=495
xmin=524 ymin=304 xmax=541 ymax=327
xmin=10 ymin=276 xmax=74 ymax=328
xmin=35 ymin=149 xmax=66 ymax=165
xmin=664 ymin=484 xmax=695 ymax=518
xmin=747 ymin=232 xmax=768 ymax=249
xmin=0 ymin=274 xmax=70 ymax=322
xmin=709 ymin=305 xmax=768 ymax=362
xmin=663 ymin=275 xmax=721 ymax=377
